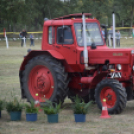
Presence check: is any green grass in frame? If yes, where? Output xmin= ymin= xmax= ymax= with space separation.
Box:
xmin=0 ymin=38 xmax=134 ymax=134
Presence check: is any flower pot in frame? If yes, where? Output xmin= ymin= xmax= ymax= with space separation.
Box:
xmin=26 ymin=113 xmax=37 ymax=122
xmin=47 ymin=114 xmax=58 ymax=123
xmin=10 ymin=111 xmax=21 ymax=121
xmin=74 ymin=114 xmax=86 ymax=122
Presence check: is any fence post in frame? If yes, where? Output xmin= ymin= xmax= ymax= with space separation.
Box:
xmin=3 ymin=28 xmax=9 ymax=49
xmin=112 ymin=12 xmax=116 ymax=48
xmin=24 ymin=37 xmax=26 ymax=47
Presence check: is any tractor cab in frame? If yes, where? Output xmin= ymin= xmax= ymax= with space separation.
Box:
xmin=41 ymin=13 xmax=107 ymax=67
xmin=42 ymin=13 xmax=106 ymax=51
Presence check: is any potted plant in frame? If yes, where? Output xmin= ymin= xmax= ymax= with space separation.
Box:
xmin=0 ymin=100 xmax=5 ymax=118
xmin=25 ymin=101 xmax=39 ymax=122
xmin=6 ymin=97 xmax=23 ymax=121
xmin=72 ymin=95 xmax=92 ymax=122
xmin=43 ymin=101 xmax=62 ymax=123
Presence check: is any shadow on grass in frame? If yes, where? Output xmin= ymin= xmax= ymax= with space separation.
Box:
xmin=62 ymin=102 xmax=100 ymax=114
xmin=122 ymin=101 xmax=134 ymax=114
xmin=62 ymin=102 xmax=74 ymax=110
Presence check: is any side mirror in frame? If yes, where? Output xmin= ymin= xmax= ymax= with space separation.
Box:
xmin=91 ymin=42 xmax=96 ymax=49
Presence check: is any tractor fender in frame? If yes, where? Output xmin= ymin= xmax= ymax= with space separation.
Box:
xmin=20 ymin=50 xmax=65 ymax=70
xmin=47 ymin=50 xmax=65 ymax=59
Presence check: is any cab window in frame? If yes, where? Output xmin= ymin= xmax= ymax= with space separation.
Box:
xmin=57 ymin=26 xmax=74 ymax=44
xmin=48 ymin=26 xmax=55 ymax=44
xmin=74 ymin=23 xmax=103 ymax=46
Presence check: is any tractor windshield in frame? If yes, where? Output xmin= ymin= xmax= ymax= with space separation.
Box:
xmin=74 ymin=23 xmax=103 ymax=46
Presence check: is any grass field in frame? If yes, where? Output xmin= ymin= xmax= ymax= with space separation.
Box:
xmin=1 ymin=38 xmax=134 ymax=134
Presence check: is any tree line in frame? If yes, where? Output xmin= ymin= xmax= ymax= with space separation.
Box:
xmin=0 ymin=0 xmax=134 ymax=31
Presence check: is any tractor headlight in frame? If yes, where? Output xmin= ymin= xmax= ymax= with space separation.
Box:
xmin=117 ymin=64 xmax=122 ymax=71
xmin=133 ymin=65 xmax=134 ymax=71
xmin=131 ymin=50 xmax=134 ymax=54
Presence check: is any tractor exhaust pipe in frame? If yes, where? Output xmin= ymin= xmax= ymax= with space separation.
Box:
xmin=82 ymin=13 xmax=88 ymax=68
xmin=82 ymin=13 xmax=95 ymax=70
xmin=112 ymin=12 xmax=116 ymax=48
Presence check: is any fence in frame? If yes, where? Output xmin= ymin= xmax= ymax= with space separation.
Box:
xmin=0 ymin=27 xmax=134 ymax=48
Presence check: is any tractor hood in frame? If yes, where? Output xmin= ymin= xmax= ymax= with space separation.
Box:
xmin=88 ymin=48 xmax=134 ymax=64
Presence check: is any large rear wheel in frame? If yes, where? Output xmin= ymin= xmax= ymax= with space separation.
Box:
xmin=95 ymin=79 xmax=127 ymax=114
xmin=21 ymin=55 xmax=69 ymax=105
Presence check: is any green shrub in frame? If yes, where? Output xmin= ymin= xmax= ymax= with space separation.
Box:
xmin=0 ymin=100 xmax=5 ymax=111
xmin=72 ymin=95 xmax=93 ymax=114
xmin=25 ymin=101 xmax=39 ymax=114
xmin=6 ymin=97 xmax=23 ymax=112
xmin=43 ymin=101 xmax=62 ymax=115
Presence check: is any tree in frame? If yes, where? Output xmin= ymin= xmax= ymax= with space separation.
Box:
xmin=0 ymin=0 xmax=28 ymax=31
xmin=0 ymin=0 xmax=134 ymax=32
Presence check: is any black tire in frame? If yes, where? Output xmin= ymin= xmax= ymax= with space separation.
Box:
xmin=68 ymin=89 xmax=95 ymax=103
xmin=21 ymin=55 xmax=69 ymax=105
xmin=95 ymin=79 xmax=127 ymax=114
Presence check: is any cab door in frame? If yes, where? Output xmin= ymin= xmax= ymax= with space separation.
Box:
xmin=55 ymin=25 xmax=77 ymax=64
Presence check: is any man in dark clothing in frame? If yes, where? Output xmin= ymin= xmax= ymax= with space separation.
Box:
xmin=22 ymin=30 xmax=27 ymax=38
xmin=19 ymin=31 xmax=23 ymax=47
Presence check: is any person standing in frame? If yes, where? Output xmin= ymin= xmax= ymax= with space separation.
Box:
xmin=116 ymin=30 xmax=121 ymax=47
xmin=108 ymin=26 xmax=113 ymax=47
xmin=22 ymin=29 xmax=27 ymax=38
xmin=101 ymin=28 xmax=105 ymax=39
xmin=19 ymin=31 xmax=23 ymax=47
xmin=30 ymin=33 xmax=34 ymax=46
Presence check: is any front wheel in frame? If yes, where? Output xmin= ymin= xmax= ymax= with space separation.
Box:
xmin=95 ymin=79 xmax=127 ymax=114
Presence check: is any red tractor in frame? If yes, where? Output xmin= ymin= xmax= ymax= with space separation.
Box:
xmin=19 ymin=13 xmax=134 ymax=114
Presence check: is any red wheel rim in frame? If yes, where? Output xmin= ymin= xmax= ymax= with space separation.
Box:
xmin=28 ymin=65 xmax=54 ymax=102
xmin=100 ymin=87 xmax=117 ymax=108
